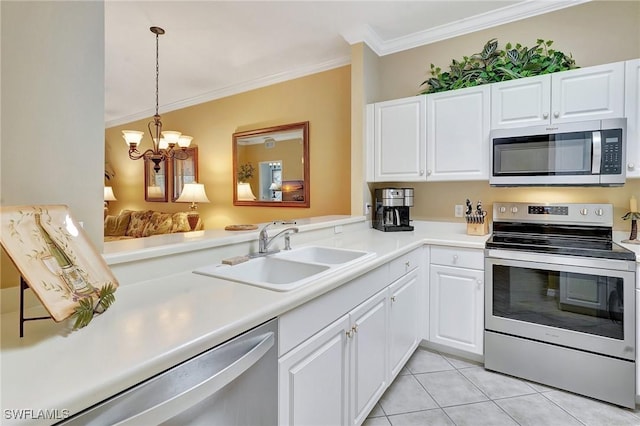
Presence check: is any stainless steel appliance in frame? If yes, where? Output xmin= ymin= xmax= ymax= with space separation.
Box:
xmin=59 ymin=319 xmax=278 ymax=425
xmin=485 ymin=203 xmax=636 ymax=408
xmin=490 ymin=118 xmax=626 ymax=186
xmin=372 ymin=188 xmax=414 ymax=232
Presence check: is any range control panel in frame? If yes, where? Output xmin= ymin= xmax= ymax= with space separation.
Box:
xmin=528 ymin=205 xmax=569 ymax=216
xmin=493 ymin=202 xmax=613 ymax=226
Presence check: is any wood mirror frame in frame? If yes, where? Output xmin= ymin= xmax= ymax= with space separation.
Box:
xmin=233 ymin=121 xmax=309 ymax=207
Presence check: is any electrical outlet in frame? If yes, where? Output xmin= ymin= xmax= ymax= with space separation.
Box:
xmin=454 ymin=205 xmax=464 ymax=217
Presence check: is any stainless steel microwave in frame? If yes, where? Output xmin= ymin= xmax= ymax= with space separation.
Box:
xmin=490 ymin=118 xmax=626 ymax=186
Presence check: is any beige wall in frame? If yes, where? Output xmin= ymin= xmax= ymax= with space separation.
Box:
xmin=1 ymin=1 xmax=105 ymax=289
xmin=354 ymin=1 xmax=640 ymax=230
xmin=105 ymin=66 xmax=351 ymax=228
xmin=377 ymin=1 xmax=640 ymax=102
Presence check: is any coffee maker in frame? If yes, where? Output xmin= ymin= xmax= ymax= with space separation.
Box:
xmin=372 ymin=188 xmax=414 ymax=232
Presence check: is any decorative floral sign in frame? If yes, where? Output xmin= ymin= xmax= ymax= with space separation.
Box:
xmin=1 ymin=205 xmax=118 ymax=324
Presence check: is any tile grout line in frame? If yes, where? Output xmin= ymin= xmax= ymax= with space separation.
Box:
xmin=436 ymin=352 xmax=523 ymax=426
xmin=369 ymin=347 xmax=640 ymax=426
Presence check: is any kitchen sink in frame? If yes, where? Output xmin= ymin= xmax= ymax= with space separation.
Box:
xmin=193 ymin=246 xmax=375 ymax=292
xmin=274 ymin=246 xmax=374 ymax=265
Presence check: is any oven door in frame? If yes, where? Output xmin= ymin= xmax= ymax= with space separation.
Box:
xmin=485 ymin=249 xmax=635 ymax=360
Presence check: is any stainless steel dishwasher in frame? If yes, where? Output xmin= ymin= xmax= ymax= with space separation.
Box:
xmin=59 ymin=318 xmax=277 ymax=425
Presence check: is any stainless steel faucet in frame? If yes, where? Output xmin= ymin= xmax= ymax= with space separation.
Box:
xmin=258 ymin=221 xmax=299 ymax=254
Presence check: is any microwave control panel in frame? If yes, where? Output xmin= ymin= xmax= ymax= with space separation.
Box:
xmin=600 ymin=129 xmax=623 ymax=175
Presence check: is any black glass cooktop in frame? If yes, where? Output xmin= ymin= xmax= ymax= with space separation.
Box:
xmin=486 ymin=222 xmax=636 ymax=261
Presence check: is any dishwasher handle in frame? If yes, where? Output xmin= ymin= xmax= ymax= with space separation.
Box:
xmin=114 ymin=331 xmax=274 ymax=426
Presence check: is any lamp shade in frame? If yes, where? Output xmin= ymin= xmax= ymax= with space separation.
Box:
xmin=176 ymin=183 xmax=210 ymax=204
xmin=178 ymin=135 xmax=193 ymax=148
xmin=161 ymin=131 xmax=181 ymax=146
xmin=237 ymin=182 xmax=257 ymax=201
xmin=122 ymin=130 xmax=144 ymax=147
xmin=104 ymin=186 xmax=117 ymax=201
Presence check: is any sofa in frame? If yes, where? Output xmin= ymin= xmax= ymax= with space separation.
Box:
xmin=104 ymin=209 xmax=203 ymax=242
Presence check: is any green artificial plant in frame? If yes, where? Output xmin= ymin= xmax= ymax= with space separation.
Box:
xmin=420 ymin=38 xmax=577 ymax=94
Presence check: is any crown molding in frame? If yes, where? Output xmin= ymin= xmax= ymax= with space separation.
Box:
xmin=106 ymin=55 xmax=351 ymax=128
xmin=107 ymin=1 xmax=591 ymax=127
xmin=342 ymin=0 xmax=592 ymax=56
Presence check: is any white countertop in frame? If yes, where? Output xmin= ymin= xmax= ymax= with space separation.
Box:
xmin=3 ymin=217 xmax=637 ymax=424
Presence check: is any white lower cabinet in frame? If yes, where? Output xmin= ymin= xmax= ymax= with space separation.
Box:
xmin=279 ymin=249 xmax=422 ymax=426
xmin=429 ymin=247 xmax=484 ymax=355
xmin=349 ymin=290 xmax=389 ymax=426
xmin=279 ymin=288 xmax=392 ymax=426
xmin=388 ymin=268 xmax=420 ymax=379
xmin=279 ymin=314 xmax=350 ymax=426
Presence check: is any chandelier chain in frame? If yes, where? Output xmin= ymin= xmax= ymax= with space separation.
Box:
xmin=155 ymin=31 xmax=160 ymax=117
xmin=123 ymin=26 xmax=192 ymax=173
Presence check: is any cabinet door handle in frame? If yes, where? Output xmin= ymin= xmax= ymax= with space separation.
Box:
xmin=427 ymin=170 xmax=432 ymax=176
xmin=477 ymin=279 xmax=482 ymax=289
xmin=628 ymin=163 xmax=635 ymax=170
xmin=346 ymin=329 xmax=353 ymax=338
xmin=420 ymin=170 xmax=425 ymax=176
xmin=554 ymin=111 xmax=560 ymax=118
xmin=543 ymin=112 xmax=549 ymax=119
xmin=391 ymin=296 xmax=396 ymax=302
xmin=352 ymin=325 xmax=358 ymax=333
xmin=452 ymin=255 xmax=458 ymax=264
xmin=405 ymin=261 xmax=410 ymax=269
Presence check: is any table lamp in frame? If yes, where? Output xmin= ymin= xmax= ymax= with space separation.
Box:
xmin=176 ymin=182 xmax=210 ymax=230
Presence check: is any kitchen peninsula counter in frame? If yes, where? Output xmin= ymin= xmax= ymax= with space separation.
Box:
xmin=4 ymin=216 xmax=635 ymax=424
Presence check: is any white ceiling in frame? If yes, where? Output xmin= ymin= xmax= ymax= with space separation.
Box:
xmin=105 ymin=0 xmax=587 ymax=127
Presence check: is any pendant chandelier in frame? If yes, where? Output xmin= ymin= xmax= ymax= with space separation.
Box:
xmin=122 ymin=26 xmax=191 ymax=173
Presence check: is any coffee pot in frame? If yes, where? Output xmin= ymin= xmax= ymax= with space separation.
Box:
xmin=373 ymin=188 xmax=414 ymax=232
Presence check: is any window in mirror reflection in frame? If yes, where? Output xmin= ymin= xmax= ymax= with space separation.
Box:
xmin=144 ymin=158 xmax=168 ymax=202
xmin=172 ymin=147 xmax=198 ymax=201
xmin=233 ymin=121 xmax=309 ymax=207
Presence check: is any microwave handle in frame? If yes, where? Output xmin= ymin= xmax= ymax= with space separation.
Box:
xmin=591 ymin=131 xmax=601 ymax=174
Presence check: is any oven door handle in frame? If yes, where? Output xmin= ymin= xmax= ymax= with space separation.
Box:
xmin=591 ymin=131 xmax=602 ymax=174
xmin=485 ymin=249 xmax=634 ymax=271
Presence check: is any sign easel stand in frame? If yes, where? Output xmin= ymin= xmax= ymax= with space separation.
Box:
xmin=19 ymin=276 xmax=51 ymax=338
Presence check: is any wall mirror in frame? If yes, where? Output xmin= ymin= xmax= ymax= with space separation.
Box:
xmin=172 ymin=147 xmax=198 ymax=201
xmin=233 ymin=121 xmax=309 ymax=207
xmin=144 ymin=158 xmax=168 ymax=202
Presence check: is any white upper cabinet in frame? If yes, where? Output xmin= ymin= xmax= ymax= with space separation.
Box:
xmin=491 ymin=61 xmax=625 ymax=129
xmin=552 ymin=62 xmax=625 ymax=123
xmin=625 ymin=59 xmax=640 ymax=178
xmin=491 ymin=75 xmax=551 ymax=128
xmin=426 ymin=85 xmax=491 ymax=181
xmin=370 ymin=96 xmax=427 ymax=182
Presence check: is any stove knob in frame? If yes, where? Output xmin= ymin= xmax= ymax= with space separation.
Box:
xmin=499 ymin=206 xmax=507 ymax=213
xmin=580 ymin=208 xmax=589 ymax=216
xmin=595 ymin=208 xmax=604 ymax=216
xmin=510 ymin=206 xmax=518 ymax=214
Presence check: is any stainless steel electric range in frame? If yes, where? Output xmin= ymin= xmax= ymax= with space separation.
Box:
xmin=484 ymin=202 xmax=636 ymax=408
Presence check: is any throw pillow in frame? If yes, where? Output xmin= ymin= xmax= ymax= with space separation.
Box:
xmin=125 ymin=210 xmax=153 ymax=237
xmin=171 ymin=212 xmax=192 ymax=233
xmin=103 ymin=213 xmax=131 ymax=236
xmin=142 ymin=212 xmax=174 ymax=237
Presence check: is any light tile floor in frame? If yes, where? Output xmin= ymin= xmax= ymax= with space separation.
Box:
xmin=364 ymin=347 xmax=640 ymax=426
